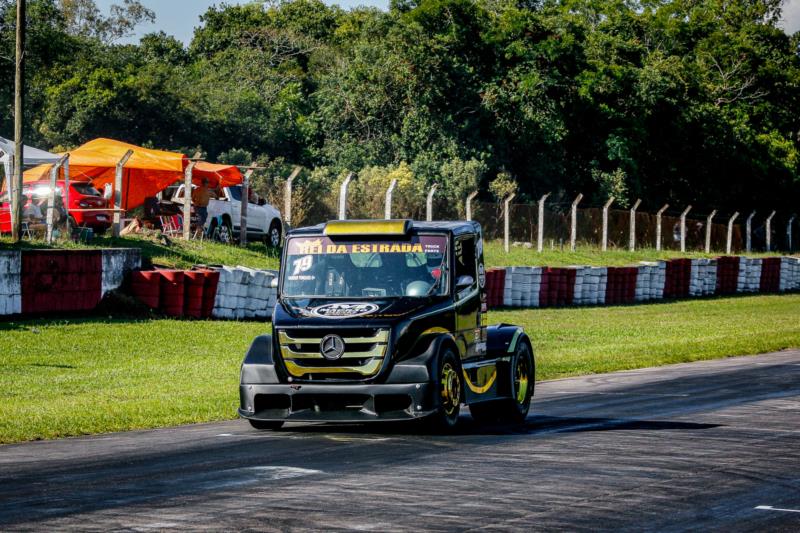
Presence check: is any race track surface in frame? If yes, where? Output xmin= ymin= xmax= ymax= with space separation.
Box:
xmin=2 ymin=350 xmax=800 ymax=531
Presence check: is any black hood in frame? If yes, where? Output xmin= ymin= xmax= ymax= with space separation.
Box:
xmin=275 ymin=297 xmax=440 ymax=328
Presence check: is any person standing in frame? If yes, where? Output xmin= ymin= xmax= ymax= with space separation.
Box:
xmin=192 ymin=178 xmax=212 ymax=227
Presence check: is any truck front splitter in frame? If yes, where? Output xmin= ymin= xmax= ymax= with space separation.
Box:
xmin=239 ymin=382 xmax=437 ymax=423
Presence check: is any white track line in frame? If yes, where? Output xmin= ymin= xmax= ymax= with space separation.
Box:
xmin=755 ymin=505 xmax=800 ymax=513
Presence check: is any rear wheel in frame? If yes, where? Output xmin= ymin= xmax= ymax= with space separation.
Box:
xmin=211 ymin=218 xmax=233 ymax=244
xmin=248 ymin=419 xmax=284 ymax=431
xmin=427 ymin=349 xmax=462 ymax=431
xmin=266 ymin=220 xmax=282 ymax=248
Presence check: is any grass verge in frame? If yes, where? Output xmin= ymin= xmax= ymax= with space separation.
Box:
xmin=1 ymin=293 xmax=799 ymax=444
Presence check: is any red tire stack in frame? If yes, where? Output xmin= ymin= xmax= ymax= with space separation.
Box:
xmin=200 ymin=269 xmax=220 ymax=318
xmin=605 ymin=267 xmax=633 ymax=305
xmin=759 ymin=258 xmax=781 ymax=293
xmin=664 ymin=259 xmax=691 ymax=299
xmin=130 ymin=270 xmax=161 ymax=308
xmin=561 ymin=268 xmax=576 ymax=306
xmin=158 ymin=270 xmax=185 ymax=317
xmin=485 ymin=268 xmax=505 ymax=308
xmin=715 ymin=256 xmax=740 ymax=295
xmin=183 ymin=271 xmax=206 ymax=319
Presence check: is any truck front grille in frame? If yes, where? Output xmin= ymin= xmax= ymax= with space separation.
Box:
xmin=277 ymin=328 xmax=389 ymax=380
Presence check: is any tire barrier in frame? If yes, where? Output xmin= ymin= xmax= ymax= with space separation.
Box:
xmin=130 ymin=270 xmax=161 ymax=308
xmin=0 ymin=251 xmax=21 ymax=315
xmin=129 ymin=268 xmax=224 ymax=319
xmin=485 ymin=267 xmax=505 ymax=308
xmin=485 ymin=256 xmax=800 ymax=310
xmin=159 ymin=270 xmax=185 ymax=318
xmin=0 ymin=249 xmax=141 ymax=317
xmin=715 ymin=256 xmax=740 ymax=295
xmin=211 ymin=266 xmax=278 ymax=320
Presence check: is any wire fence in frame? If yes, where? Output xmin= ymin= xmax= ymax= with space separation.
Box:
xmin=286 ymin=194 xmax=797 ymax=254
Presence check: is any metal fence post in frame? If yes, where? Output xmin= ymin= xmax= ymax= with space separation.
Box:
xmin=112 ymin=149 xmax=134 ymax=238
xmin=426 ymin=184 xmax=437 ymax=222
xmin=601 ymin=196 xmax=614 ymax=251
xmin=726 ymin=211 xmax=739 ymax=254
xmin=765 ymin=211 xmax=776 ymax=251
xmin=45 ymin=154 xmax=68 ymax=244
xmin=384 ymin=179 xmax=397 ymax=220
xmin=629 ymin=198 xmax=641 ymax=252
xmin=537 ymin=192 xmax=550 ymax=252
xmin=704 ymin=210 xmax=717 ymax=253
xmin=787 ymin=215 xmax=796 ymax=252
xmin=284 ymin=166 xmax=300 ymax=228
xmin=504 ymin=193 xmax=515 ymax=253
xmin=745 ymin=211 xmax=756 ymax=253
xmin=63 ymin=157 xmax=70 ymax=236
xmin=570 ymin=193 xmax=583 ymax=251
xmin=239 ymin=167 xmax=255 ymax=245
xmin=656 ymin=204 xmax=669 ymax=251
xmin=338 ymin=172 xmax=353 ymax=220
xmin=680 ymin=205 xmax=692 ymax=253
xmin=181 ymin=151 xmax=202 ymax=241
xmin=465 ymin=190 xmax=478 ymax=221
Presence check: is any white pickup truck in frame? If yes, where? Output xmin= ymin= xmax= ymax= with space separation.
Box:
xmin=173 ymin=185 xmax=283 ymax=247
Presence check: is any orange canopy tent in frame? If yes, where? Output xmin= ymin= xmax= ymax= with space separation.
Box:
xmin=22 ymin=138 xmax=243 ymax=210
xmin=193 ymin=162 xmax=243 ymax=189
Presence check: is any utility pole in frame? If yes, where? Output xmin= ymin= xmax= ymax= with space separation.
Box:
xmin=11 ymin=0 xmax=26 ymax=242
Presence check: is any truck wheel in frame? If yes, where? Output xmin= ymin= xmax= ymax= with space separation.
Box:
xmin=499 ymin=342 xmax=534 ymax=423
xmin=248 ymin=419 xmax=284 ymax=431
xmin=469 ymin=342 xmax=534 ymax=425
xmin=266 ymin=220 xmax=282 ymax=248
xmin=428 ymin=349 xmax=462 ymax=431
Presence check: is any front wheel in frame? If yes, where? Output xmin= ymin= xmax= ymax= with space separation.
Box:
xmin=248 ymin=419 xmax=284 ymax=431
xmin=427 ymin=349 xmax=462 ymax=431
xmin=469 ymin=341 xmax=534 ymax=425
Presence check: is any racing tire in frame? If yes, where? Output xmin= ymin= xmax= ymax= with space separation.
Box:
xmin=248 ymin=419 xmax=284 ymax=431
xmin=427 ymin=349 xmax=463 ymax=432
xmin=499 ymin=341 xmax=534 ymax=423
xmin=266 ymin=220 xmax=282 ymax=248
xmin=469 ymin=341 xmax=534 ymax=425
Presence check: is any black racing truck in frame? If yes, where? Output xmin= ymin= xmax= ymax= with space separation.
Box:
xmin=238 ymin=219 xmax=534 ymax=430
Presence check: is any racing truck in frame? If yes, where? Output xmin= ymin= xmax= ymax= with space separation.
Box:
xmin=238 ymin=219 xmax=535 ymax=430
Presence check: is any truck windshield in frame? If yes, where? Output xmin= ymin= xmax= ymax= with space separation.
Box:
xmin=283 ymin=235 xmax=448 ymax=298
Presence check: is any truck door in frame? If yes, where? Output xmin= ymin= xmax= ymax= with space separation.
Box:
xmin=454 ymin=234 xmax=481 ymax=361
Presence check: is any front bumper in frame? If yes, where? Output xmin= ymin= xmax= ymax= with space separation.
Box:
xmin=239 ymin=382 xmax=436 ymax=422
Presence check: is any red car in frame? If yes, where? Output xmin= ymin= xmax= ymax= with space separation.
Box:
xmin=0 ymin=180 xmax=111 ymax=234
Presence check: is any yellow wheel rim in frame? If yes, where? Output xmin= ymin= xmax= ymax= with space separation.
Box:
xmin=441 ymin=362 xmax=461 ymax=415
xmin=515 ymin=355 xmax=530 ymax=405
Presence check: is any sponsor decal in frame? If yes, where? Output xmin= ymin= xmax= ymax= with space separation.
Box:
xmin=478 ymin=263 xmax=486 ymax=288
xmin=288 ymin=236 xmax=445 ymax=256
xmin=306 ymin=302 xmax=380 ymax=319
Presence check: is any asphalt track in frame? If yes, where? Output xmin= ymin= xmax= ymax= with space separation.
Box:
xmin=2 ymin=350 xmax=800 ymax=531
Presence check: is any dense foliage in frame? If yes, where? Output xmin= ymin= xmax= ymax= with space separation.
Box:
xmin=1 ymin=0 xmax=799 ymax=215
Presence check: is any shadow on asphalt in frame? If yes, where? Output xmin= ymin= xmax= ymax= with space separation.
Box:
xmin=277 ymin=415 xmax=721 ymax=437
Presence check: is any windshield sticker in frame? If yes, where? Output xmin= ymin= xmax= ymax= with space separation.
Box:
xmin=289 ymin=236 xmax=444 ymax=256
xmin=291 ymin=255 xmax=314 ymax=275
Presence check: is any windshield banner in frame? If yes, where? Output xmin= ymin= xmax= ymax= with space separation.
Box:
xmin=287 ymin=236 xmax=445 ymax=256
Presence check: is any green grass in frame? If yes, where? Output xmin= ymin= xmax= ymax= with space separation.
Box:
xmin=0 ymin=234 xmax=280 ymax=270
xmin=2 ymin=293 xmax=799 ymax=444
xmin=482 ymin=241 xmax=792 ymax=267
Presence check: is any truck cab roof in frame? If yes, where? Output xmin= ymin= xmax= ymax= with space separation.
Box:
xmin=287 ymin=219 xmax=481 ymax=238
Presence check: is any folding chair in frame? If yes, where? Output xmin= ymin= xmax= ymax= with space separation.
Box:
xmin=21 ymin=221 xmax=33 ymax=239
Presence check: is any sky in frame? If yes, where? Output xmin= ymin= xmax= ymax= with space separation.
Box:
xmin=98 ymin=0 xmax=800 ymax=45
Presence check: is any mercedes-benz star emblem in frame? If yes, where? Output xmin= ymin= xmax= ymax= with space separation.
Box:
xmin=320 ymin=334 xmax=345 ymax=361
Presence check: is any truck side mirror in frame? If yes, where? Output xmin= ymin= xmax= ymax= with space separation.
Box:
xmin=456 ymin=275 xmax=474 ymax=291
